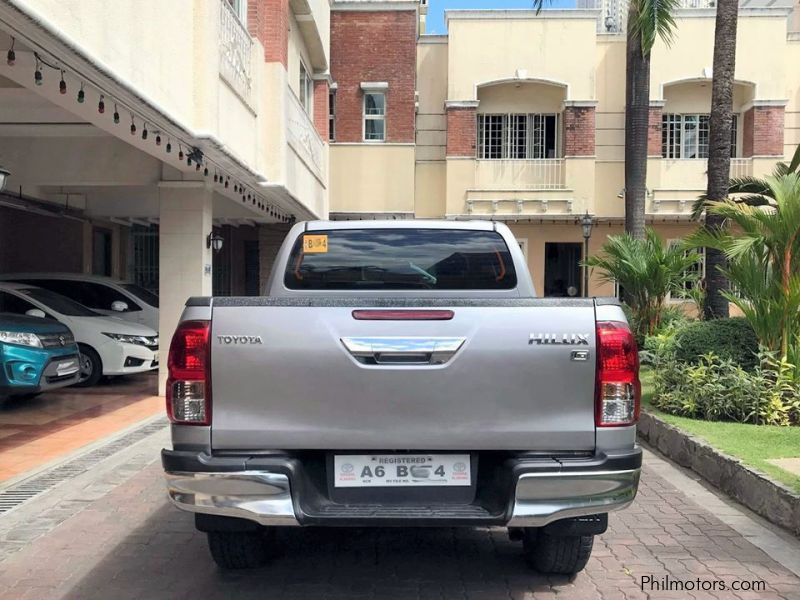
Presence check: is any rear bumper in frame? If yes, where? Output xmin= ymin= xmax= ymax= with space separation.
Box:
xmin=162 ymin=448 xmax=641 ymax=528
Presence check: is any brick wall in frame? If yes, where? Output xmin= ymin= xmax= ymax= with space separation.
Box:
xmin=743 ymin=105 xmax=785 ymax=157
xmin=313 ymin=80 xmax=330 ymax=142
xmin=330 ymin=9 xmax=417 ymax=143
xmin=248 ymin=0 xmax=289 ymax=66
xmin=258 ymin=224 xmax=293 ymax=290
xmin=648 ymin=106 xmax=663 ymax=157
xmin=563 ymin=106 xmax=596 ymax=157
xmin=446 ymin=107 xmax=477 ymax=157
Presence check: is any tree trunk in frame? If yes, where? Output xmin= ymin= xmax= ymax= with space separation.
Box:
xmin=703 ymin=0 xmax=739 ymax=319
xmin=624 ymin=5 xmax=650 ymax=241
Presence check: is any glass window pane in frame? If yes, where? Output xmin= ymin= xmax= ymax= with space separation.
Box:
xmin=365 ymin=93 xmax=385 ymax=115
xmin=683 ymin=115 xmax=698 ymax=159
xmin=284 ymin=229 xmax=518 ymax=290
xmin=365 ymin=118 xmax=385 ymax=140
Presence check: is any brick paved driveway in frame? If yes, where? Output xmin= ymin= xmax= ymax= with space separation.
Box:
xmin=0 ymin=429 xmax=798 ymax=600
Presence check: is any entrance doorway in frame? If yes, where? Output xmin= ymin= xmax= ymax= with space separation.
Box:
xmin=544 ymin=242 xmax=581 ymax=297
xmin=92 ymin=228 xmax=112 ymax=276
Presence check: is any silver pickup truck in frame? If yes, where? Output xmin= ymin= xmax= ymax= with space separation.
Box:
xmin=162 ymin=220 xmax=641 ymax=574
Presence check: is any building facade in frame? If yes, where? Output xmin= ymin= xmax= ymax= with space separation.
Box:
xmin=329 ymin=0 xmax=800 ymax=297
xmin=0 ymin=0 xmax=799 ymax=390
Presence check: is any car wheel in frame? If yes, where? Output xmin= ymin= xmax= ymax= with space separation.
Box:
xmin=206 ymin=530 xmax=273 ymax=569
xmin=76 ymin=345 xmax=103 ymax=387
xmin=522 ymin=529 xmax=594 ymax=575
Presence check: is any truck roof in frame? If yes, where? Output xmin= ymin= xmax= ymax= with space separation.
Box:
xmin=304 ymin=220 xmax=498 ymax=232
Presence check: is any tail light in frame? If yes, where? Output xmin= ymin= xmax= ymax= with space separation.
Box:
xmin=166 ymin=320 xmax=211 ymax=425
xmin=595 ymin=321 xmax=640 ymax=427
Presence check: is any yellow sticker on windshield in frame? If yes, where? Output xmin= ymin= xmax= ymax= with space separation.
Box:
xmin=303 ymin=234 xmax=328 ymax=253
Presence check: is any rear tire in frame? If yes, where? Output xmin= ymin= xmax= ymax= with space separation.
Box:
xmin=522 ymin=529 xmax=594 ymax=575
xmin=76 ymin=345 xmax=102 ymax=387
xmin=206 ymin=530 xmax=271 ymax=569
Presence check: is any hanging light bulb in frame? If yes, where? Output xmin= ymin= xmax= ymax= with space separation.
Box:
xmin=224 ymin=177 xmax=229 ymax=189
xmin=34 ymin=58 xmax=42 ymax=86
xmin=130 ymin=115 xmax=136 ymax=135
xmin=77 ymin=83 xmax=85 ymax=103
xmin=155 ymin=134 xmax=161 ymax=146
xmin=113 ymin=104 xmax=120 ymax=124
xmin=166 ymin=140 xmax=172 ymax=153
xmin=98 ymin=95 xmax=105 ymax=114
xmin=233 ymin=183 xmax=238 ymax=193
xmin=213 ymin=171 xmax=218 ymax=183
xmin=7 ymin=38 xmax=16 ymax=66
xmin=178 ymin=146 xmax=184 ymax=160
xmin=195 ymin=162 xmax=201 ymax=171
xmin=142 ymin=123 xmax=148 ymax=140
xmin=203 ymin=167 xmax=209 ymax=176
xmin=59 ymin=71 xmax=66 ymax=94
xmin=187 ymin=156 xmax=192 ymax=166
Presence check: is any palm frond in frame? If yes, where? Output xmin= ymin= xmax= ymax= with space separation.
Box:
xmin=631 ymin=0 xmax=680 ymax=54
xmin=788 ymin=142 xmax=800 ymax=174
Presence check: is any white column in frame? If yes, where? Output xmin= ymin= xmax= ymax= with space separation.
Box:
xmin=158 ymin=181 xmax=213 ymax=394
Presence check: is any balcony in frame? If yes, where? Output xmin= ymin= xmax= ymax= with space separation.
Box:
xmin=219 ymin=0 xmax=254 ymax=106
xmin=286 ymin=88 xmax=326 ymax=182
xmin=474 ymin=159 xmax=566 ymax=190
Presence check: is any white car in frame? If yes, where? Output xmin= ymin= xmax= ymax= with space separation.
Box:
xmin=0 ymin=282 xmax=158 ymax=387
xmin=0 ymin=273 xmax=159 ymax=331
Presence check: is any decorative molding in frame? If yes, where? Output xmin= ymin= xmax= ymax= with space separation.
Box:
xmin=360 ymin=81 xmax=389 ymax=91
xmin=562 ymin=100 xmax=598 ymax=109
xmin=419 ymin=34 xmax=449 ymax=44
xmin=332 ymin=1 xmax=419 ymax=11
xmin=741 ymin=99 xmax=789 ymax=112
xmin=649 ymin=99 xmax=667 ymax=108
xmin=286 ymin=87 xmax=326 ymax=181
xmin=445 ymin=100 xmax=480 ymax=109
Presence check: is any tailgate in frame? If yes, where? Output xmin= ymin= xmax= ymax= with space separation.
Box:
xmin=210 ymin=302 xmax=597 ymax=451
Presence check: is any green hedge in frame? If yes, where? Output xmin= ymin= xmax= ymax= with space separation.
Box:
xmin=673 ymin=318 xmax=759 ymax=370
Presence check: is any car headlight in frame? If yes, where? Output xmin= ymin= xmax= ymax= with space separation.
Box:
xmin=0 ymin=331 xmax=43 ymax=348
xmin=102 ymin=333 xmax=157 ymax=346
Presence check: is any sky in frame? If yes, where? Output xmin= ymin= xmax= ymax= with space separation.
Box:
xmin=425 ymin=0 xmax=577 ymax=35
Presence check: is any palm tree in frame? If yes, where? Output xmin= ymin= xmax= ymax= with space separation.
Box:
xmin=625 ymin=0 xmax=680 ymax=239
xmin=584 ymin=228 xmax=702 ymax=339
xmin=688 ymin=173 xmax=800 ymax=361
xmin=703 ymin=0 xmax=740 ymax=319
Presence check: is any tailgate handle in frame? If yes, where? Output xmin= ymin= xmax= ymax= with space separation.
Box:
xmin=341 ymin=337 xmax=465 ymax=366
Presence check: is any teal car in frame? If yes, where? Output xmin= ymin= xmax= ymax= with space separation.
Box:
xmin=0 ymin=313 xmax=81 ymax=401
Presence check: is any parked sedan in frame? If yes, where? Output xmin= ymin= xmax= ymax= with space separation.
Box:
xmin=0 ymin=312 xmax=81 ymax=402
xmin=0 ymin=283 xmax=158 ymax=387
xmin=0 ymin=273 xmax=159 ymax=331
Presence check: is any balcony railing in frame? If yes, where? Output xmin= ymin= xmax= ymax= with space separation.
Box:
xmin=475 ymin=159 xmax=566 ymax=190
xmin=286 ymin=87 xmax=326 ymax=181
xmin=730 ymin=158 xmax=753 ymax=179
xmin=588 ymin=0 xmax=717 ymax=33
xmin=219 ymin=0 xmax=253 ymax=104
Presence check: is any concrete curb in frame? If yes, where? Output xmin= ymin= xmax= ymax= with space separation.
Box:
xmin=638 ymin=411 xmax=800 ymax=537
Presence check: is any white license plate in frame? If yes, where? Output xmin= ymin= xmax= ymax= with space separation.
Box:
xmin=333 ymin=454 xmax=471 ymax=488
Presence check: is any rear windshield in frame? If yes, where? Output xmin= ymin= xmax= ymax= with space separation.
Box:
xmin=284 ymin=228 xmax=517 ymax=291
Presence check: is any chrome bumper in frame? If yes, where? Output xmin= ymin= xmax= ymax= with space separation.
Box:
xmin=506 ymin=468 xmax=640 ymax=527
xmin=165 ymin=467 xmax=640 ymax=527
xmin=166 ymin=471 xmax=300 ymax=526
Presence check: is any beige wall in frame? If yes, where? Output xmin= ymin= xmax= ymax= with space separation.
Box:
xmin=477 ymin=82 xmax=565 ymax=114
xmin=446 ymin=15 xmax=598 ymax=101
xmin=330 ymin=144 xmax=415 ymax=213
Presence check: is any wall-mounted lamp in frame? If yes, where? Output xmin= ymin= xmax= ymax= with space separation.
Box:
xmin=206 ymin=231 xmax=224 ymax=253
xmin=0 ymin=166 xmax=10 ymax=192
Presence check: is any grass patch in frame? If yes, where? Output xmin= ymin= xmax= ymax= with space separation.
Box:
xmin=641 ymin=368 xmax=800 ymax=494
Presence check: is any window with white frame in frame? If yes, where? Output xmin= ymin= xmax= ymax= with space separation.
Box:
xmin=478 ymin=113 xmax=559 ymax=159
xmin=298 ymin=61 xmax=313 ymax=115
xmin=668 ymin=239 xmax=705 ymax=298
xmin=329 ymin=91 xmax=336 ymax=141
xmin=662 ymin=114 xmax=738 ymax=159
xmin=225 ymin=0 xmax=247 ymax=22
xmin=363 ymin=92 xmax=386 ymax=141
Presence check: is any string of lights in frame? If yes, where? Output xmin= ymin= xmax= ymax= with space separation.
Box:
xmin=4 ymin=37 xmax=294 ymax=224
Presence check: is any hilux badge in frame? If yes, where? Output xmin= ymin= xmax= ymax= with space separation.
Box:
xmin=529 ymin=333 xmax=590 ymax=346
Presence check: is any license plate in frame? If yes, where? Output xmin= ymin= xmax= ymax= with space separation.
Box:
xmin=333 ymin=454 xmax=471 ymax=488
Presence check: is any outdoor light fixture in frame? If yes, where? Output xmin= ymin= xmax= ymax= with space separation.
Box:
xmin=0 ymin=166 xmax=10 ymax=192
xmin=206 ymin=231 xmax=224 ymax=254
xmin=580 ymin=211 xmax=594 ymax=298
xmin=604 ymin=13 xmax=615 ymax=32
